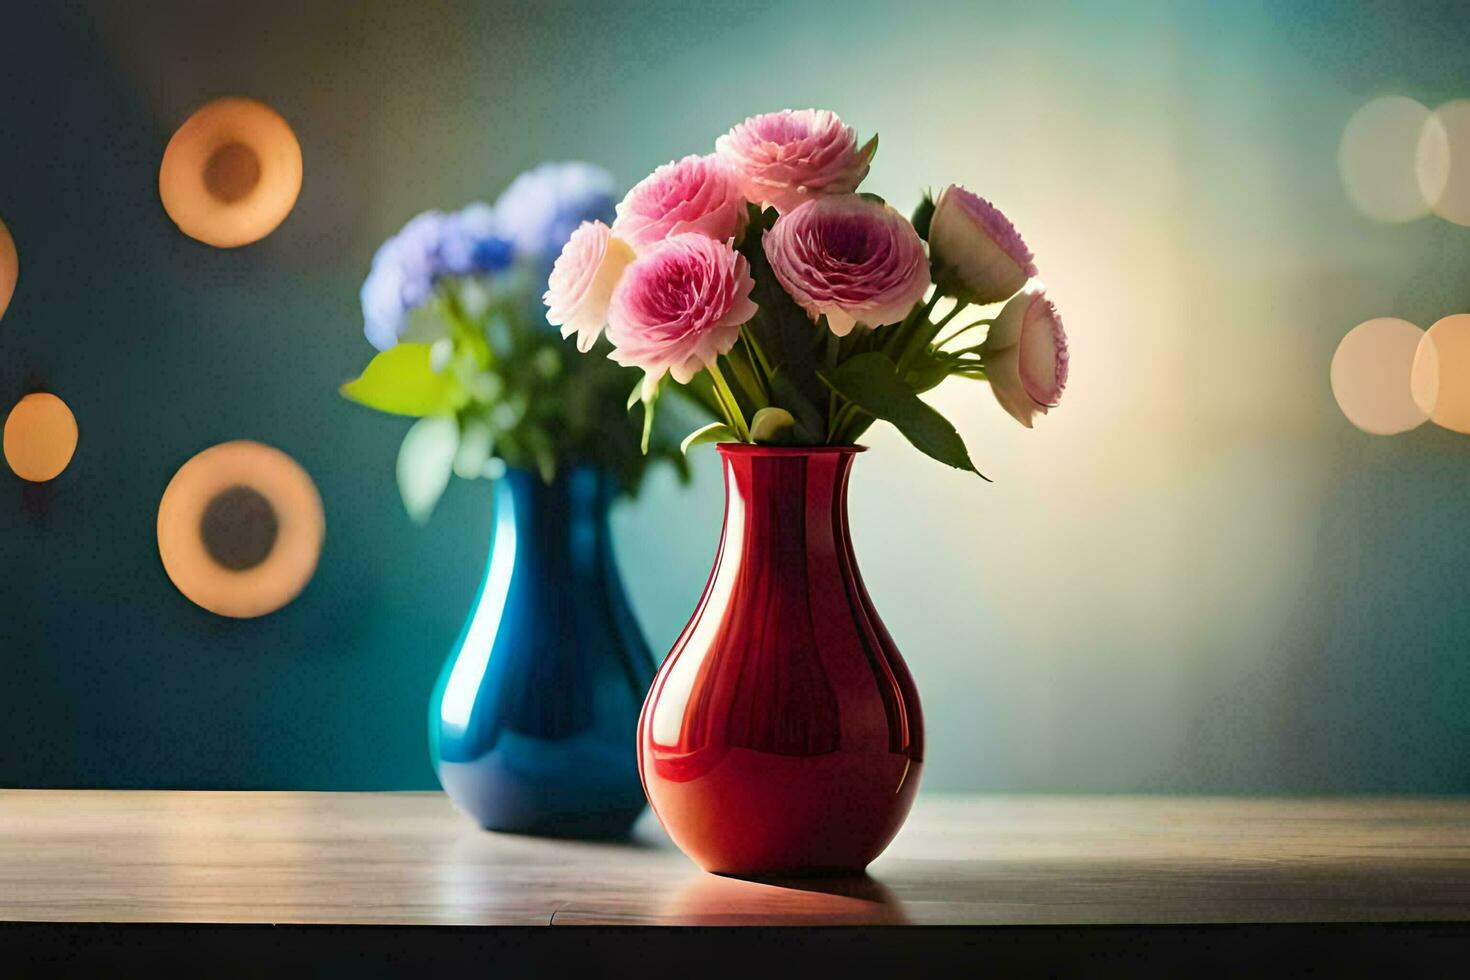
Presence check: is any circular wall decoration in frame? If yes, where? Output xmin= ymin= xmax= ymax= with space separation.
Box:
xmin=159 ymin=97 xmax=303 ymax=248
xmin=158 ymin=441 xmax=324 ymax=618
xmin=0 ymin=214 xmax=17 ymax=321
xmin=4 ymin=393 xmax=78 ymax=482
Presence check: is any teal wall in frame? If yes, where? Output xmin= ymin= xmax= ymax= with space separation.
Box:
xmin=2 ymin=0 xmax=1467 ymax=791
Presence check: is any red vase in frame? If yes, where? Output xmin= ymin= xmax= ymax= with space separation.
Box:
xmin=638 ymin=444 xmax=924 ymax=875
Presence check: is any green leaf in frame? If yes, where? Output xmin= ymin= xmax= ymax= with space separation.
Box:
xmin=911 ymin=193 xmax=935 ymax=241
xmin=746 ymin=202 xmax=778 ymax=234
xmin=749 ymin=407 xmax=795 ymax=444
xmin=453 ymin=418 xmax=493 ymax=479
xmin=397 ymin=416 xmax=459 ymax=523
xmin=342 ymin=344 xmax=466 ymax=417
xmin=822 ymin=352 xmax=981 ymax=475
xmin=639 ymin=380 xmax=662 ymax=454
xmin=906 ymin=347 xmax=954 ymax=393
xmin=858 ymin=132 xmax=879 ymax=164
xmin=680 ymin=422 xmax=736 ymax=455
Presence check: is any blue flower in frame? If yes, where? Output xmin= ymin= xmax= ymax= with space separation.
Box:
xmin=439 ymin=203 xmax=516 ymax=279
xmin=361 ymin=165 xmax=613 ymax=350
xmin=493 ymin=162 xmax=616 ymax=267
xmin=361 ymin=206 xmax=517 ymax=350
xmin=361 ymin=210 xmax=450 ymax=351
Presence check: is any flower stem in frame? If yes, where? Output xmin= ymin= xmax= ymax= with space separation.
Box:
xmin=828 ymin=403 xmax=859 ymax=443
xmin=932 ymin=304 xmax=967 ymax=332
xmin=742 ymin=329 xmax=775 ymax=378
xmin=882 ymin=292 xmax=940 ymax=360
xmin=441 ymin=292 xmax=493 ymax=369
xmin=823 ymin=332 xmax=842 ymax=437
xmin=727 ymin=341 xmax=769 ymax=410
xmin=834 ymin=405 xmax=872 ymax=444
xmin=936 ymin=318 xmax=995 ymax=349
xmin=896 ymin=300 xmax=968 ymax=375
xmin=707 ymin=361 xmax=751 ymax=441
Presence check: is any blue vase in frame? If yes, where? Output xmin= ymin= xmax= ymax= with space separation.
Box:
xmin=428 ymin=466 xmax=655 ymax=838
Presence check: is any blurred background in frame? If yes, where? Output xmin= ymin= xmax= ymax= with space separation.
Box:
xmin=2 ymin=0 xmax=1467 ymax=793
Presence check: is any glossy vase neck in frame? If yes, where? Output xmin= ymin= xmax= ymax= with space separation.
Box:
xmin=496 ymin=465 xmax=616 ymax=568
xmin=714 ymin=444 xmax=865 ymax=566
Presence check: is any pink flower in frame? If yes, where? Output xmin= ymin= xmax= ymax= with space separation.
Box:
xmin=982 ymin=287 xmax=1068 ymax=428
xmin=543 ymin=221 xmax=636 ymax=352
xmin=606 ymin=233 xmax=758 ymax=385
xmin=612 ymin=154 xmax=748 ymax=252
xmin=716 ymin=109 xmax=875 ymax=213
xmin=928 ymin=185 xmax=1037 ymax=305
xmin=763 ymin=195 xmax=930 ymax=337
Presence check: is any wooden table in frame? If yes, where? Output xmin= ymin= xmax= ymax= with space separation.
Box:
xmin=2 ymin=791 xmax=1467 ymax=968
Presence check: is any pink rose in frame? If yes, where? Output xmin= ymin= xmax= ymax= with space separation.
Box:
xmin=543 ymin=220 xmax=636 ymax=352
xmin=982 ymin=287 xmax=1068 ymax=428
xmin=763 ymin=195 xmax=930 ymax=337
xmin=606 ymin=233 xmax=758 ymax=385
xmin=611 ymin=154 xmax=748 ymax=252
xmin=716 ymin=109 xmax=875 ymax=213
xmin=928 ymin=184 xmax=1037 ymax=305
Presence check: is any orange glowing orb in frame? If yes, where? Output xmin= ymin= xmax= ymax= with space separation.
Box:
xmin=159 ymin=97 xmax=303 ymax=248
xmin=158 ymin=441 xmax=324 ymax=618
xmin=1330 ymin=318 xmax=1428 ymax=435
xmin=1411 ymin=313 xmax=1470 ymax=434
xmin=1418 ymin=100 xmax=1470 ymax=227
xmin=4 ymin=393 xmax=78 ymax=482
xmin=0 ymin=215 xmax=16 ymax=321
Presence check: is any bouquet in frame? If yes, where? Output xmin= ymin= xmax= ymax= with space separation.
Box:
xmin=543 ymin=110 xmax=1069 ymax=474
xmin=342 ymin=162 xmax=684 ymax=520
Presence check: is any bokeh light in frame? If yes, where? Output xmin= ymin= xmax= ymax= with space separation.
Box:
xmin=159 ymin=97 xmax=303 ymax=248
xmin=1330 ymin=318 xmax=1428 ymax=435
xmin=1339 ymin=96 xmax=1437 ymax=223
xmin=0 ymin=214 xmax=16 ymax=321
xmin=4 ymin=392 xmax=78 ymax=482
xmin=157 ymin=441 xmax=324 ymax=618
xmin=1411 ymin=313 xmax=1470 ymax=434
xmin=1417 ymin=100 xmax=1470 ymax=227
